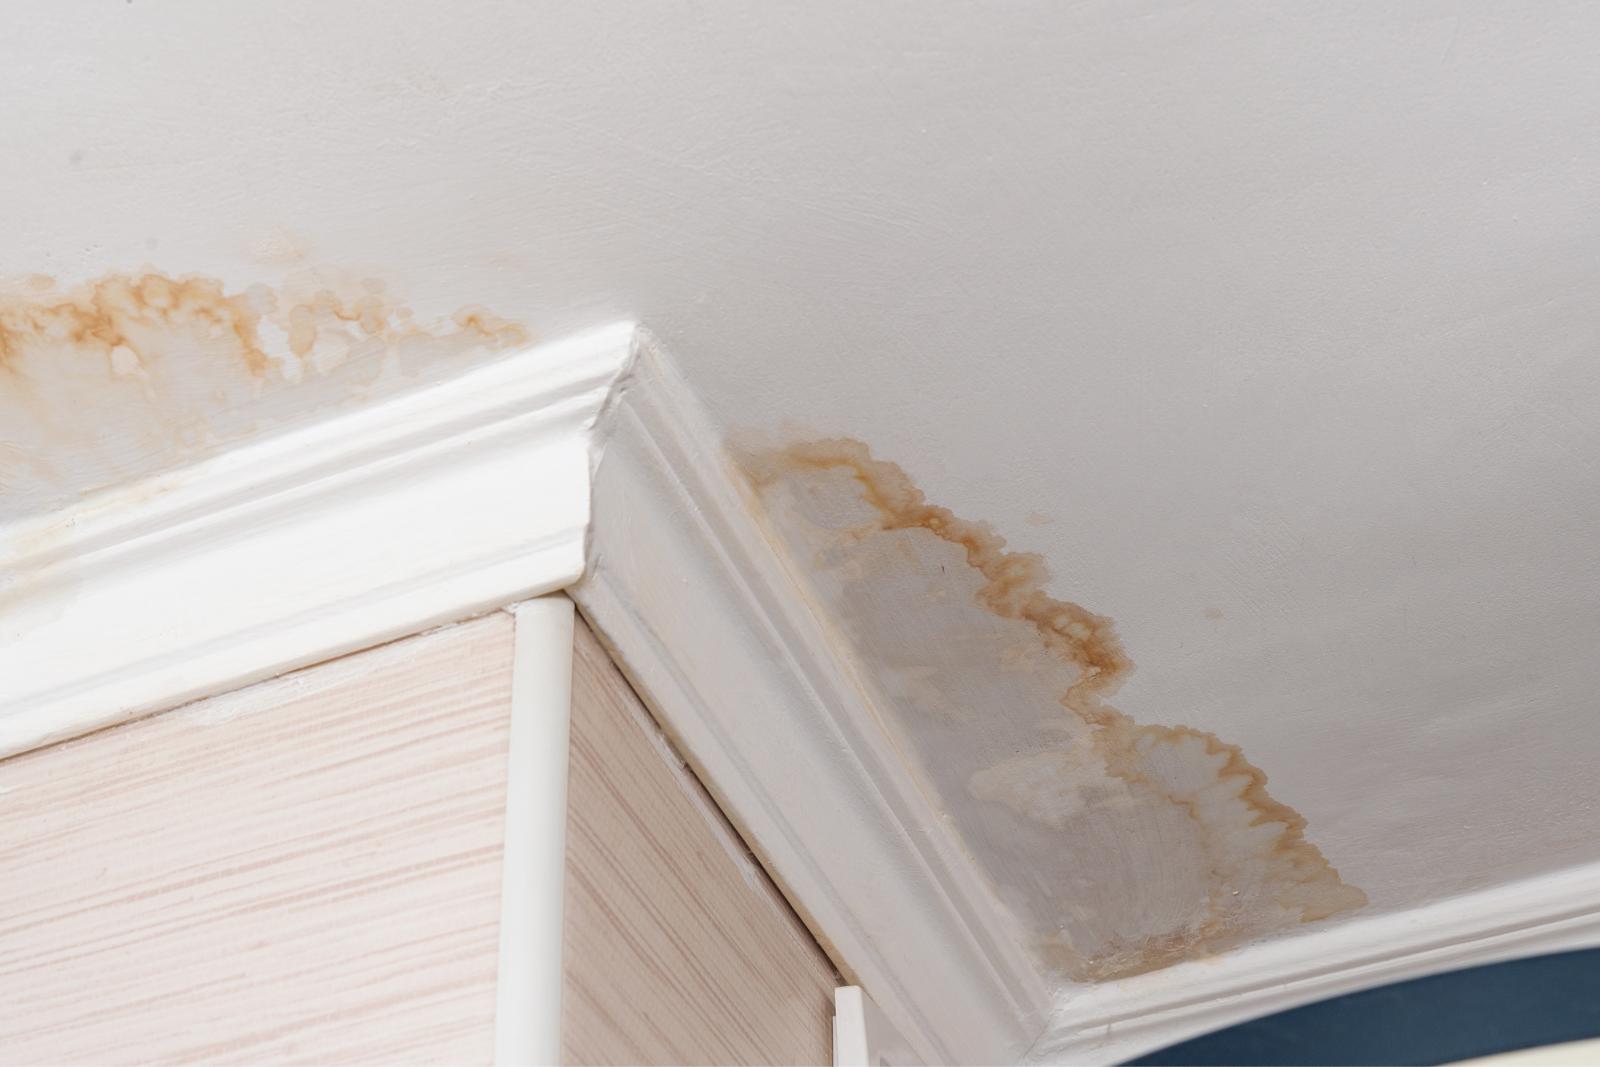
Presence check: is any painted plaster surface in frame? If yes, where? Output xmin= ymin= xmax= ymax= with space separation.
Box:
xmin=8 ymin=1 xmax=1600 ymax=992
xmin=744 ymin=440 xmax=1364 ymax=979
xmin=0 ymin=270 xmax=528 ymax=521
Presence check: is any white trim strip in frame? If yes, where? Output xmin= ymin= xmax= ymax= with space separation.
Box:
xmin=495 ymin=595 xmax=577 ymax=1067
xmin=0 ymin=323 xmax=636 ymax=758
xmin=834 ymin=986 xmax=924 ymax=1067
xmin=834 ymin=987 xmax=870 ymax=1067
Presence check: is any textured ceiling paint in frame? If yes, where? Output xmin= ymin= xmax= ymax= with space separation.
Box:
xmin=6 ymin=0 xmax=1600 ymax=1009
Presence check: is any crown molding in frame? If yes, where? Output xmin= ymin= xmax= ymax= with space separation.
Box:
xmin=572 ymin=331 xmax=1053 ymax=1066
xmin=1029 ymin=859 xmax=1600 ymax=1064
xmin=0 ymin=323 xmax=637 ymax=758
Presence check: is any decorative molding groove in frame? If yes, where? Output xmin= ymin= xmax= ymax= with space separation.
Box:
xmin=0 ymin=323 xmax=636 ymax=758
xmin=1029 ymin=859 xmax=1600 ymax=1064
xmin=571 ymin=332 xmax=1053 ymax=1066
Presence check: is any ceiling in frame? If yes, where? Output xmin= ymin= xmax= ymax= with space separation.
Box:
xmin=7 ymin=0 xmax=1600 ymax=1009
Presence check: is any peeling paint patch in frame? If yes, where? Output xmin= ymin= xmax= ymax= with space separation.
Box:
xmin=0 ymin=269 xmax=532 ymax=522
xmin=740 ymin=437 xmax=1366 ymax=982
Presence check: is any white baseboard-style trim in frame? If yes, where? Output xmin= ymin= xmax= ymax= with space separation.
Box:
xmin=572 ymin=332 xmax=1052 ymax=1066
xmin=0 ymin=323 xmax=636 ymax=758
xmin=1029 ymin=860 xmax=1600 ymax=1064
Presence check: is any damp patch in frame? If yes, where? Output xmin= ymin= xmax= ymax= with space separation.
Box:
xmin=740 ymin=438 xmax=1366 ymax=982
xmin=0 ymin=268 xmax=532 ymax=521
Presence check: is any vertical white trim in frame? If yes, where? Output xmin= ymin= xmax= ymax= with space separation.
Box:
xmin=495 ymin=595 xmax=577 ymax=1067
xmin=834 ymin=987 xmax=868 ymax=1067
xmin=834 ymin=986 xmax=924 ymax=1067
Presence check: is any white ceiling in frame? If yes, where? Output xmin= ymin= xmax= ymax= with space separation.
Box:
xmin=7 ymin=0 xmax=1600 ymax=1007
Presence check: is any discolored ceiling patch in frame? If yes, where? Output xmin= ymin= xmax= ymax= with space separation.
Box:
xmin=0 ymin=269 xmax=531 ymax=522
xmin=739 ymin=438 xmax=1366 ymax=982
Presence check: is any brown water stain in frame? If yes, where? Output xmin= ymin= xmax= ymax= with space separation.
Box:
xmin=0 ymin=270 xmax=529 ymax=379
xmin=0 ymin=268 xmax=534 ymax=523
xmin=740 ymin=437 xmax=1366 ymax=982
xmin=0 ymin=273 xmax=277 ymax=377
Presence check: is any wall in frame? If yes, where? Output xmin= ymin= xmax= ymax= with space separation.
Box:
xmin=564 ymin=617 xmax=838 ymax=1065
xmin=8 ymin=0 xmax=1600 ymax=1009
xmin=0 ymin=613 xmax=515 ymax=1064
xmin=0 ymin=608 xmax=836 ymax=1064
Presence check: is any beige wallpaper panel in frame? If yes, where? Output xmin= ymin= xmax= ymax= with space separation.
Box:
xmin=0 ymin=613 xmax=515 ymax=1065
xmin=0 ymin=608 xmax=836 ymax=1066
xmin=562 ymin=616 xmax=839 ymax=1066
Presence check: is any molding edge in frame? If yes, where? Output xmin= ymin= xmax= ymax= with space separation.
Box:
xmin=0 ymin=323 xmax=636 ymax=758
xmin=1030 ymin=859 xmax=1600 ymax=1064
xmin=572 ymin=331 xmax=1052 ymax=1066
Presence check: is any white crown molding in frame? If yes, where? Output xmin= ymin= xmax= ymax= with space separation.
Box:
xmin=1029 ymin=858 xmax=1600 ymax=1064
xmin=571 ymin=332 xmax=1053 ymax=1066
xmin=0 ymin=323 xmax=637 ymax=758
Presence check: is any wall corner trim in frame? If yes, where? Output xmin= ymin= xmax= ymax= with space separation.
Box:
xmin=0 ymin=323 xmax=637 ymax=758
xmin=572 ymin=331 xmax=1053 ymax=1065
xmin=496 ymin=594 xmax=577 ymax=1067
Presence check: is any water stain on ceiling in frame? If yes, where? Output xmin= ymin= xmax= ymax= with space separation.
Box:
xmin=0 ymin=269 xmax=531 ymax=523
xmin=740 ymin=437 xmax=1366 ymax=981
